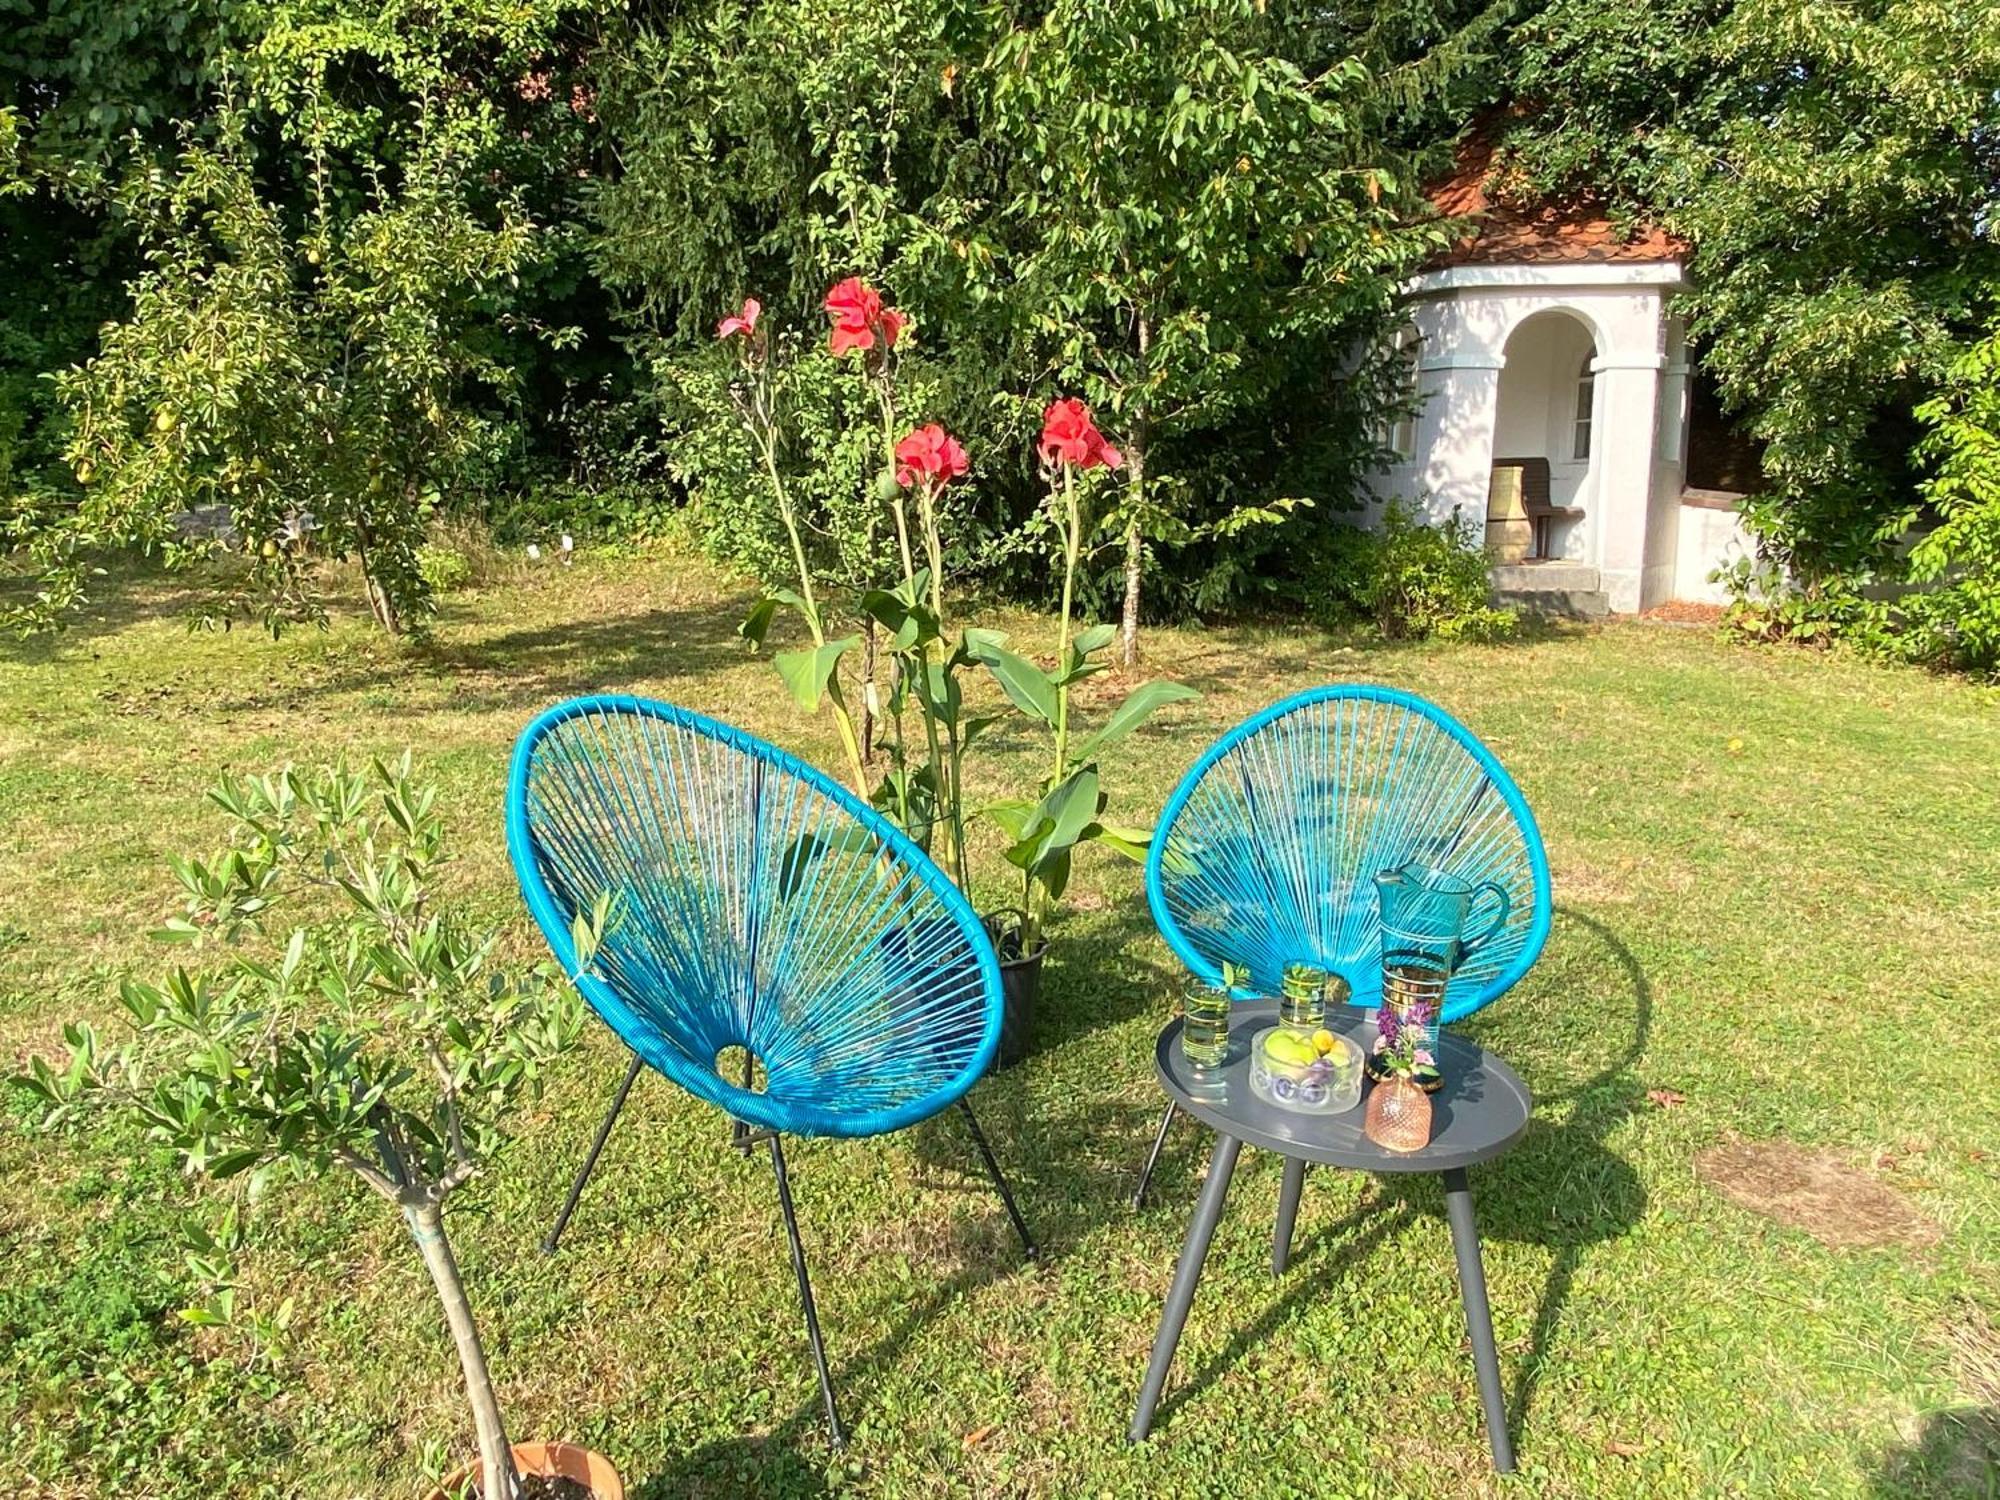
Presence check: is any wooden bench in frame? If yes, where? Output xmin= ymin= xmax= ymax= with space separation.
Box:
xmin=1492 ymin=456 xmax=1582 ymax=559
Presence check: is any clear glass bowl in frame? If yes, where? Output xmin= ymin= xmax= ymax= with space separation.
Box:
xmin=1247 ymin=1024 xmax=1364 ymax=1114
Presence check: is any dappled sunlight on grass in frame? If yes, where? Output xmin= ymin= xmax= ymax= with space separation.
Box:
xmin=1 ymin=549 xmax=1997 ymax=1497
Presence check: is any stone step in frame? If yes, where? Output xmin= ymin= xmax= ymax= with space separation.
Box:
xmin=1490 ymin=560 xmax=1610 ymax=619
xmin=1496 ymin=586 xmax=1611 ymax=620
xmin=1489 ymin=561 xmax=1600 ymax=593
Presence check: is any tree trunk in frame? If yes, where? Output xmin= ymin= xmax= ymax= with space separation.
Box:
xmin=407 ymin=1204 xmax=516 ymax=1500
xmin=354 ymin=527 xmax=404 ymax=637
xmin=1120 ymin=313 xmax=1152 ymax=671
xmin=1120 ymin=423 xmax=1147 ymax=671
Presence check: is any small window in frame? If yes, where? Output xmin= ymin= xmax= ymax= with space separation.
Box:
xmin=1387 ymin=326 xmax=1421 ymax=460
xmin=1573 ymin=353 xmax=1596 ymax=461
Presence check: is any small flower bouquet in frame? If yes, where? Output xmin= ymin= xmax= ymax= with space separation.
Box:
xmin=1367 ymin=991 xmax=1444 ymax=1094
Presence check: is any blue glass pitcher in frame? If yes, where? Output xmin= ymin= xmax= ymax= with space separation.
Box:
xmin=1370 ymin=863 xmax=1510 ymax=1086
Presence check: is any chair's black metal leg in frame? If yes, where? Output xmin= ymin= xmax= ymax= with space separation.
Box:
xmin=957 ymin=1098 xmax=1037 ymax=1260
xmin=770 ymin=1135 xmax=844 ymax=1447
xmin=1444 ymin=1167 xmax=1515 ymax=1473
xmin=1272 ymin=1157 xmax=1308 ymax=1277
xmin=1131 ymin=1101 xmax=1179 ymax=1209
xmin=541 ymin=1051 xmax=644 ymax=1255
xmin=730 ymin=1048 xmax=757 ymax=1152
xmin=1129 ymin=1132 xmax=1242 ymax=1443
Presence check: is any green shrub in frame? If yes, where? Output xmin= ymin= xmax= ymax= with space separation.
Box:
xmin=1320 ymin=503 xmax=1517 ymax=644
xmin=416 ymin=544 xmax=474 ymax=597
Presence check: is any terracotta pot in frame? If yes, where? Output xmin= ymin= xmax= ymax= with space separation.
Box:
xmin=430 ymin=1440 xmax=623 ymax=1500
xmin=1363 ymin=1075 xmax=1433 ymax=1153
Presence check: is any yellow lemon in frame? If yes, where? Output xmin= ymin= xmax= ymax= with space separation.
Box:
xmin=1263 ymin=1029 xmax=1318 ymax=1069
xmin=1313 ymin=1028 xmax=1336 ymax=1055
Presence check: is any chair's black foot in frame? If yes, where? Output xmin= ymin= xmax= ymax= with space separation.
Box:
xmin=543 ymin=1051 xmax=645 ymax=1255
xmin=770 ymin=1136 xmax=844 ymax=1446
xmin=959 ymin=1098 xmax=1037 ymax=1260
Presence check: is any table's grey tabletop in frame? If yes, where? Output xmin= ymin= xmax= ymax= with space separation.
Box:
xmin=1154 ymin=997 xmax=1532 ymax=1173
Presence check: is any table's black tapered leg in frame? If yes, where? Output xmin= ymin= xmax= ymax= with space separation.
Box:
xmin=1443 ymin=1166 xmax=1515 ymax=1472
xmin=1272 ymin=1157 xmax=1307 ymax=1277
xmin=1129 ymin=1132 xmax=1242 ymax=1443
xmin=1131 ymin=1101 xmax=1178 ymax=1208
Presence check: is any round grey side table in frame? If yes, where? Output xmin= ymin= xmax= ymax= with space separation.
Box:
xmin=1128 ymin=997 xmax=1533 ymax=1471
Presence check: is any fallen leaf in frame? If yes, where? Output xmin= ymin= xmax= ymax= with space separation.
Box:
xmin=1605 ymin=1438 xmax=1644 ymax=1458
xmin=1647 ymin=1088 xmax=1686 ymax=1109
xmin=962 ymin=1425 xmax=998 ymax=1450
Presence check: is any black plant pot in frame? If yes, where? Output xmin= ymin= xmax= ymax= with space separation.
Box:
xmin=983 ymin=908 xmax=1046 ymax=1070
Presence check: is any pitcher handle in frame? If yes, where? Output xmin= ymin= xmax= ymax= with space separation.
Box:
xmin=1458 ymin=881 xmax=1512 ymax=965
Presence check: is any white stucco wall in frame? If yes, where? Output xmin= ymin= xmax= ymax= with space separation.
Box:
xmin=1675 ymin=501 xmax=1757 ymax=603
xmin=1366 ymin=260 xmax=1693 ymax=612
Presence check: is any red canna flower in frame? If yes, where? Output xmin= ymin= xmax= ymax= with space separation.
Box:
xmin=716 ymin=297 xmax=761 ymax=340
xmin=894 ymin=423 xmax=970 ymax=489
xmin=1037 ymin=397 xmax=1123 ymax=470
xmin=824 ymin=276 xmax=906 ymax=356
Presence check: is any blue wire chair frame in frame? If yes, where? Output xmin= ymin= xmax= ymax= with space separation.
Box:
xmin=506 ymin=694 xmax=1035 ymax=1445
xmin=1131 ymin=683 xmax=1552 ymax=1205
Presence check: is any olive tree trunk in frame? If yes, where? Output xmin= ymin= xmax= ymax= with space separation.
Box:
xmin=406 ymin=1204 xmax=516 ymax=1499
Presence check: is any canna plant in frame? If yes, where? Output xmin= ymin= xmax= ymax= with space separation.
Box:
xmin=13 ymin=758 xmax=611 ymax=1500
xmin=722 ymin=296 xmax=874 ymax=801
xmin=732 ymin=278 xmax=984 ymax=885
xmin=969 ymin=399 xmax=1199 ymax=952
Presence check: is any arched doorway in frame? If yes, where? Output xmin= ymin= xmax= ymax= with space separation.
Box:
xmin=1487 ymin=310 xmax=1599 ymax=563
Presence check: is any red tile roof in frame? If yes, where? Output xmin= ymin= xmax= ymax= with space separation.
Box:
xmin=1427 ymin=134 xmax=1686 ymax=267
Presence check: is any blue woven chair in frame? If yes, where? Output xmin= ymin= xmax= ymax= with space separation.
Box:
xmin=506 ymin=695 xmax=1034 ymax=1445
xmin=1131 ymin=683 xmax=1551 ymax=1205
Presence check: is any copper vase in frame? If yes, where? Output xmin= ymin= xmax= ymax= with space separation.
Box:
xmin=1364 ymin=1075 xmax=1432 ymax=1152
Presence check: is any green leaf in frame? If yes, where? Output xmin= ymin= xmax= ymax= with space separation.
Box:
xmin=776 ymin=825 xmax=882 ymax=899
xmin=1072 ymin=680 xmax=1200 ymax=761
xmin=860 ymin=586 xmax=939 ymax=653
xmin=773 ymin=637 xmax=857 ymax=713
xmin=1072 ymin=623 xmax=1117 ymax=657
xmin=1082 ymin=820 xmax=1153 ymax=862
xmin=1001 ymin=767 xmax=1104 ymax=874
xmin=739 ymin=595 xmax=779 ymax=651
xmin=967 ymin=639 xmax=1058 ymax=724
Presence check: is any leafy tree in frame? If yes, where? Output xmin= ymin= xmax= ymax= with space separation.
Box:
xmin=1492 ymin=0 xmax=2000 ymax=622
xmin=1903 ymin=323 xmax=2000 ymax=674
xmin=4 ymin=0 xmax=609 ymax=635
xmin=15 ymin=758 xmax=608 ymax=1498
xmin=40 ymin=108 xmax=542 ymax=636
xmin=981 ymin=0 xmax=1436 ymax=664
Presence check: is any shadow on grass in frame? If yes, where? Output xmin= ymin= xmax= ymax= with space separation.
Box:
xmin=202 ymin=588 xmax=762 ymax=718
xmin=1123 ymin=906 xmax=1650 ymax=1446
xmin=0 ymin=557 xmax=224 ymax=658
xmin=629 ymin=1433 xmax=829 ymax=1500
xmin=1866 ymin=1405 xmax=2000 ymax=1498
xmin=1479 ymin=908 xmax=1652 ymax=1438
xmin=542 ymin=1057 xmax=1063 ymax=1499
xmin=1160 ymin=613 xmax=1590 ymax=697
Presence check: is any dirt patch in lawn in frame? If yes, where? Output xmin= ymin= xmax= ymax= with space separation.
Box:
xmin=1697 ymin=1139 xmax=1941 ymax=1250
xmin=1643 ymin=600 xmax=1725 ymax=626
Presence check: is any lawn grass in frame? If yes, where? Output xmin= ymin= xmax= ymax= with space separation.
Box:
xmin=2 ymin=549 xmax=1997 ymax=1498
